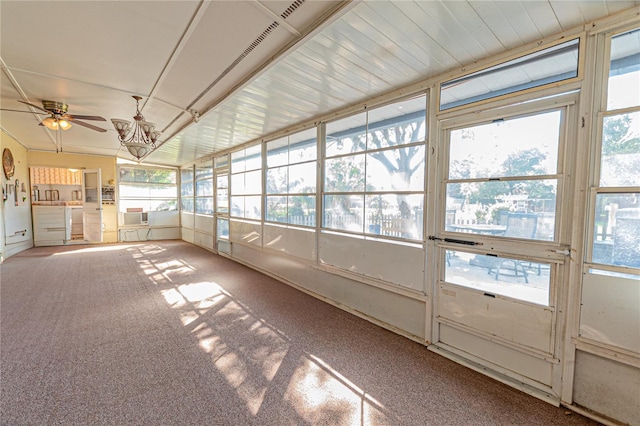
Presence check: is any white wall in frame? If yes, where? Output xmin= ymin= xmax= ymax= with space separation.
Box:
xmin=1 ymin=133 xmax=33 ymax=261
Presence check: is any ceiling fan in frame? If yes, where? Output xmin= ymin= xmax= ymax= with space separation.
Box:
xmin=3 ymin=99 xmax=107 ymax=133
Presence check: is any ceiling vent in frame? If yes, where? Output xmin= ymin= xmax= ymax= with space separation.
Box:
xmin=281 ymin=0 xmax=305 ymax=19
xmin=190 ymin=0 xmax=305 ymax=108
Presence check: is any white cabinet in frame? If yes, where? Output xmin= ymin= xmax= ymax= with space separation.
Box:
xmin=33 ymin=206 xmax=68 ymax=246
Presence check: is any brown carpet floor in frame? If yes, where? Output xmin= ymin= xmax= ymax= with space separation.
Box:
xmin=1 ymin=241 xmax=598 ymax=425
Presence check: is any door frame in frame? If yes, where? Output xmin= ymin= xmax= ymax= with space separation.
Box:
xmin=427 ymin=92 xmax=579 ymax=402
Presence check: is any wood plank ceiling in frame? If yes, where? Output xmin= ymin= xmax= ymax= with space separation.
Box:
xmin=1 ymin=0 xmax=638 ymax=167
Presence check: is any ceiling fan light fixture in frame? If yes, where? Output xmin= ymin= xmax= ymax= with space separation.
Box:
xmin=42 ymin=116 xmax=72 ymax=131
xmin=112 ymin=96 xmax=160 ymax=160
xmin=58 ymin=119 xmax=72 ymax=130
xmin=42 ymin=116 xmax=57 ymax=130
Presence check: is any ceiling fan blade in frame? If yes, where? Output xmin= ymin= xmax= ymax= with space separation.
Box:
xmin=0 ymin=108 xmax=46 ymax=114
xmin=65 ymin=114 xmax=106 ymax=121
xmin=17 ymin=99 xmax=50 ymax=114
xmin=69 ymin=119 xmax=107 ymax=133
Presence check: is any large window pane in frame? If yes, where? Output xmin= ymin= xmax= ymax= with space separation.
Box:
xmin=326 ymin=113 xmax=367 ymax=157
xmin=195 ymin=164 xmax=212 ymax=180
xmin=445 ymin=250 xmax=551 ymax=306
xmin=244 ymin=170 xmax=262 ymax=194
xmin=607 ymin=29 xmax=640 ymax=111
xmin=231 ymin=170 xmax=262 ymax=196
xmin=217 ymin=218 xmax=229 ymax=239
xmin=120 ymin=183 xmax=178 ymax=198
xmin=181 ymin=197 xmax=194 ymax=212
xmin=600 ymin=111 xmax=640 ymax=187
xmin=196 ymin=180 xmax=213 ymax=197
xmin=120 ymin=166 xmax=178 ymax=215
xmin=446 ymin=180 xmax=557 ymax=241
xmin=366 ymin=146 xmax=425 ymax=192
xmin=216 ymin=189 xmax=228 ymax=214
xmin=196 ymin=198 xmax=213 ymax=214
xmin=267 ymin=137 xmax=289 ymax=168
xmin=449 ymin=111 xmax=561 ymax=180
xmin=364 ymin=193 xmax=423 ymax=240
xmin=323 ymin=96 xmax=427 ymax=242
xmin=231 ymin=173 xmax=245 ymax=195
xmin=181 ymin=183 xmax=194 ymax=197
xmin=245 ymin=145 xmax=262 ymax=171
xmin=288 ymin=195 xmax=315 ymax=226
xmin=288 ymin=162 xmax=316 ymax=194
xmin=266 ymin=166 xmax=288 ymax=194
xmin=230 ymin=195 xmax=261 ymax=219
xmin=289 ymin=129 xmax=317 ymax=164
xmin=592 ymin=193 xmax=640 ymax=267
xmin=266 ymin=196 xmax=287 ymax=223
xmin=216 ymin=174 xmax=228 ymax=214
xmin=324 ymin=155 xmax=365 ymax=192
xmin=244 ymin=195 xmax=261 ymax=219
xmin=440 ymin=39 xmax=579 ymax=110
xmin=120 ymin=198 xmax=177 ymax=212
xmin=120 ymin=167 xmax=176 ymax=184
xmin=367 ymin=96 xmax=427 ymax=150
xmin=323 ymin=195 xmax=364 ymax=233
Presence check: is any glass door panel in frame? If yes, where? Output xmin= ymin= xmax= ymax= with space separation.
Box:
xmin=214 ymin=163 xmax=230 ymax=254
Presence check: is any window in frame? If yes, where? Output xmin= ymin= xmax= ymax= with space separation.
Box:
xmin=590 ymin=28 xmax=640 ymax=269
xmin=323 ymin=95 xmax=427 ymax=241
xmin=230 ymin=145 xmax=262 ymax=220
xmin=119 ymin=166 xmax=178 ymax=212
xmin=181 ymin=166 xmax=194 ymax=212
xmin=440 ymin=38 xmax=580 ymax=111
xmin=446 ymin=110 xmax=563 ymax=242
xmin=195 ymin=161 xmax=213 ymax=215
xmin=266 ymin=128 xmax=317 ymax=227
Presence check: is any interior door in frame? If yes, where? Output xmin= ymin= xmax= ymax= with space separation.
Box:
xmin=431 ymin=98 xmax=574 ymax=400
xmin=82 ymin=169 xmax=103 ymax=242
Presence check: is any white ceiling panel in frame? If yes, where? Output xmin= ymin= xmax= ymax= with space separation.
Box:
xmin=152 ymin=1 xmax=281 ymax=109
xmin=1 ymin=1 xmax=200 ymax=94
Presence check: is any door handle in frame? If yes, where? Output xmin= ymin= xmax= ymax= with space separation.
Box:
xmin=428 ymin=235 xmax=483 ymax=246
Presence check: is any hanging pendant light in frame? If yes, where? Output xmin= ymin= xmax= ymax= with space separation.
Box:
xmin=111 ymin=96 xmax=160 ymax=160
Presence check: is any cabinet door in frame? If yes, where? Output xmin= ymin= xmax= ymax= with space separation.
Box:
xmin=33 ymin=206 xmax=66 ymax=246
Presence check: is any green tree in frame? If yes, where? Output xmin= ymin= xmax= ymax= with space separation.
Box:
xmin=603 ymin=114 xmax=640 ymax=155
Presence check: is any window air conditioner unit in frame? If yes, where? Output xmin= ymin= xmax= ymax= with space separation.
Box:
xmin=123 ymin=212 xmax=149 ymax=225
